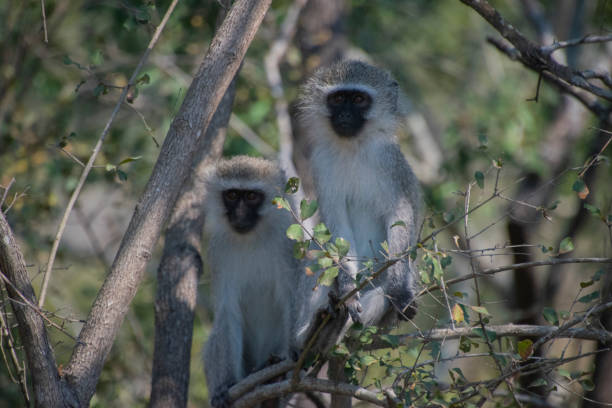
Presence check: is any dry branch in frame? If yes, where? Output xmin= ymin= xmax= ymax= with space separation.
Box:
xmin=0 ymin=212 xmax=76 ymax=406
xmin=460 ymin=0 xmax=612 ymax=119
xmin=62 ymin=0 xmax=272 ymax=405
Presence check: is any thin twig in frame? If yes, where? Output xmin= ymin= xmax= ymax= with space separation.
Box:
xmin=418 ymin=257 xmax=612 ymax=297
xmin=38 ymin=0 xmax=180 ymax=308
xmin=40 ymin=0 xmax=48 ymax=43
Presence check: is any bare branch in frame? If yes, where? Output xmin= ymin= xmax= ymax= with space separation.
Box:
xmin=460 ymin=0 xmax=612 ymax=119
xmin=542 ymin=34 xmax=612 ymax=55
xmin=419 ymin=257 xmax=612 ymax=297
xmin=0 ymin=211 xmax=77 ymax=406
xmin=233 ymin=377 xmax=388 ymax=408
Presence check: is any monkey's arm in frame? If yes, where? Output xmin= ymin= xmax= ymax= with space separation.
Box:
xmin=317 ymin=195 xmax=363 ymax=322
xmin=204 ymin=305 xmax=244 ymax=407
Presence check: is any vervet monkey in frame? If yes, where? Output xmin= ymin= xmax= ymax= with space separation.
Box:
xmin=297 ymin=60 xmax=423 ymax=332
xmin=202 ymin=156 xmax=298 ymax=407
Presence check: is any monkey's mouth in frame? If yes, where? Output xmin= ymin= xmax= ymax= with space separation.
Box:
xmin=330 ymin=117 xmax=366 ymax=138
xmin=228 ymin=218 xmax=258 ymax=234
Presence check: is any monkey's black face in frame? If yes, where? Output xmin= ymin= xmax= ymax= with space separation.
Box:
xmin=222 ymin=189 xmax=265 ymax=234
xmin=326 ymin=89 xmax=372 ymax=137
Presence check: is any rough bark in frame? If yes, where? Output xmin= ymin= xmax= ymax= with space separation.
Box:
xmin=0 ymin=212 xmax=78 ymax=407
xmin=62 ymin=0 xmax=272 ymax=405
xmin=149 ymin=78 xmax=237 ymax=408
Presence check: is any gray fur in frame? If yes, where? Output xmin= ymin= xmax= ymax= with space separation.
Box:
xmin=202 ymin=156 xmax=298 ymax=407
xmin=296 ymin=60 xmax=423 ymax=342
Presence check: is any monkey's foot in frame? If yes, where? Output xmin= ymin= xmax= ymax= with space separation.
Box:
xmin=346 ymin=297 xmax=363 ymax=324
xmin=398 ymin=300 xmax=417 ymax=320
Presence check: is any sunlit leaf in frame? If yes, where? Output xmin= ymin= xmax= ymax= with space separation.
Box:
xmin=317 ymin=266 xmax=338 ymax=286
xmin=517 ymin=339 xmax=533 ymax=360
xmin=558 ymin=237 xmax=574 ymax=254
xmin=335 ymin=237 xmax=350 ymax=257
xmin=452 ymin=303 xmax=464 ymax=324
xmin=286 ymin=224 xmax=303 ymax=241
xmin=313 ymin=223 xmax=331 ymax=243
xmin=300 ymin=199 xmax=318 ymax=220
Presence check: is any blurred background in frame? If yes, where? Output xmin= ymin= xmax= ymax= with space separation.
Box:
xmin=1 ymin=0 xmax=611 ymax=406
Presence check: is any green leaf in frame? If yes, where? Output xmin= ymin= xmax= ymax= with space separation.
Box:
xmin=317 ymin=266 xmax=339 ymax=286
xmin=391 ymin=220 xmax=406 ymax=228
xmin=580 ymin=379 xmax=595 ymax=391
xmin=300 ymin=199 xmax=318 ymax=220
xmin=318 ymin=256 xmax=333 ymax=269
xmin=474 ymin=171 xmax=484 ymax=189
xmin=105 ymin=163 xmax=116 ymax=172
xmin=441 ymin=255 xmax=452 ymax=268
xmin=584 ymin=203 xmax=601 ymax=217
xmin=432 ymin=257 xmax=443 ymax=281
xmin=459 ymin=336 xmax=472 ymax=353
xmin=285 ymin=177 xmax=299 ymax=194
xmin=272 ymin=196 xmax=291 ymax=211
xmin=93 ymin=84 xmax=105 ymax=97
xmin=528 ymin=378 xmax=548 ymax=388
xmin=558 ymin=237 xmax=574 ymax=254
xmin=379 ymin=334 xmax=399 ymax=348
xmin=335 ymin=237 xmax=350 ymax=257
xmin=63 ymin=55 xmax=73 ymax=65
xmin=286 ymin=224 xmax=303 ymax=241
xmin=517 ymin=339 xmax=533 ymax=360
xmin=313 ymin=223 xmax=331 ymax=243
xmin=116 ymin=170 xmax=127 ymax=181
xmin=469 ymin=305 xmax=490 ymax=316
xmin=360 ymin=355 xmax=377 ymax=367
xmin=557 ymin=368 xmax=572 ymax=381
xmin=293 ymin=242 xmax=308 ymax=259
xmin=580 ymin=280 xmax=594 ymax=288
xmin=572 ymin=179 xmax=589 ymax=199
xmin=472 ymin=327 xmax=496 ymax=342
xmin=137 ymin=73 xmax=150 ymax=85
xmin=380 ymin=240 xmax=389 ymax=254
xmin=118 ymin=156 xmax=142 ymax=166
xmin=578 ymin=290 xmax=599 ymax=304
xmin=542 ymin=307 xmax=559 ymax=325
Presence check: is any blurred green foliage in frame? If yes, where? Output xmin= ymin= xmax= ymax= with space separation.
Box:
xmin=1 ymin=0 xmax=611 ymax=406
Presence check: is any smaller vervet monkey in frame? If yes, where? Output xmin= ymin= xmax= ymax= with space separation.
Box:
xmin=297 ymin=60 xmax=423 ymax=335
xmin=202 ymin=156 xmax=298 ymax=408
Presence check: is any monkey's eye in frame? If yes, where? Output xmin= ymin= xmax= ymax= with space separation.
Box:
xmin=224 ymin=190 xmax=239 ymax=201
xmin=328 ymin=93 xmax=345 ymax=105
xmin=352 ymin=93 xmax=370 ymax=107
xmin=245 ymin=191 xmax=262 ymax=202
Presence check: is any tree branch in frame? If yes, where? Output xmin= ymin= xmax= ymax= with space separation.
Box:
xmin=0 ymin=212 xmax=77 ymax=406
xmin=149 ymin=52 xmax=238 ymax=408
xmin=62 ymin=0 xmax=272 ymax=405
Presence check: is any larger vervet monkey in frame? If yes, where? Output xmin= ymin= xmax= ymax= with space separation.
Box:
xmin=297 ymin=60 xmax=423 ymax=333
xmin=202 ymin=156 xmax=298 ymax=407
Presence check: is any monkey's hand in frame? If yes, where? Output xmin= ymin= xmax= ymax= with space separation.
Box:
xmin=391 ymin=287 xmax=417 ymax=321
xmin=210 ymin=386 xmax=231 ymax=408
